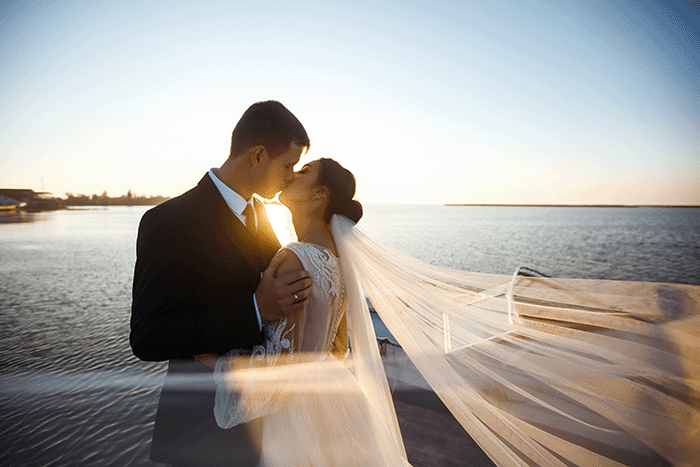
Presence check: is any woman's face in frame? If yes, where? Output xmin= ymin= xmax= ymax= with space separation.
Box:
xmin=279 ymin=160 xmax=323 ymax=207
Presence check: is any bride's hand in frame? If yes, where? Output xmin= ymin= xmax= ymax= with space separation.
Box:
xmin=256 ymin=250 xmax=312 ymax=321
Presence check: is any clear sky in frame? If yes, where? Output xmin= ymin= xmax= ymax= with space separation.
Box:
xmin=1 ymin=0 xmax=699 ymax=205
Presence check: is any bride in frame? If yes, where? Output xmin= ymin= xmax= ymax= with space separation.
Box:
xmin=214 ymin=158 xmax=700 ymax=467
xmin=213 ymin=158 xmax=410 ymax=466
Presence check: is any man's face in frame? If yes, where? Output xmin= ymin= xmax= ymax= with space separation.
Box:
xmin=256 ymin=142 xmax=304 ymax=199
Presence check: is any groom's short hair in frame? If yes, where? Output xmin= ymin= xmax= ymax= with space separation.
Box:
xmin=229 ymin=100 xmax=310 ymax=158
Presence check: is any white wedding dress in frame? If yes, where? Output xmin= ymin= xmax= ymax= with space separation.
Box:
xmin=214 ymin=242 xmax=410 ymax=466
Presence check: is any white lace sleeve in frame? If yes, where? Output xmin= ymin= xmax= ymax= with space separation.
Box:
xmin=213 ymin=318 xmax=299 ymax=429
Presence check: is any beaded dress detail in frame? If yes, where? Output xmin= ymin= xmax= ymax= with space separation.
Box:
xmin=284 ymin=243 xmax=346 ymax=354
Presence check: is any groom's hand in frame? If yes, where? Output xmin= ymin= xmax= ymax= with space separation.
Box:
xmin=256 ymin=250 xmax=313 ymax=321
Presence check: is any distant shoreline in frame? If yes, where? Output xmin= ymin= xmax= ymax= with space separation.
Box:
xmin=445 ymin=204 xmax=700 ymax=208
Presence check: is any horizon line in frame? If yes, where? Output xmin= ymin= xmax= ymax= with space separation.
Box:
xmin=444 ymin=204 xmax=700 ymax=208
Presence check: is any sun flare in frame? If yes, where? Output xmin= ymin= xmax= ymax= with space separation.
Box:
xmin=263 ymin=203 xmax=296 ymax=246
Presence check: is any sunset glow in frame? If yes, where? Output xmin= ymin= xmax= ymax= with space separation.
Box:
xmin=1 ymin=1 xmax=698 ymax=205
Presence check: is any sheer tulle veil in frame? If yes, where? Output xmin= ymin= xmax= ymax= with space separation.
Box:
xmin=331 ymin=214 xmax=700 ymax=467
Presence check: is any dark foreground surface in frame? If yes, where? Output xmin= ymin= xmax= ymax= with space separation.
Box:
xmin=394 ymin=390 xmax=496 ymax=467
xmin=0 ymin=369 xmax=491 ymax=467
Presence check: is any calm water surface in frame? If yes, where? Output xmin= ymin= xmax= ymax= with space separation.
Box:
xmin=361 ymin=205 xmax=700 ymax=285
xmin=1 ymin=205 xmax=698 ymax=466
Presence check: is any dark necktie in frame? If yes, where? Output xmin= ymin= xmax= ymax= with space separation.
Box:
xmin=242 ymin=203 xmax=256 ymax=234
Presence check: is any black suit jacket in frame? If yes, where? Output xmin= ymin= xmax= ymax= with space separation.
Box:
xmin=130 ymin=173 xmax=281 ymax=466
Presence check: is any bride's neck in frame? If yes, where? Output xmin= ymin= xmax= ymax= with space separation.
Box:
xmin=293 ymin=216 xmax=328 ymax=243
xmin=289 ymin=208 xmax=336 ymax=253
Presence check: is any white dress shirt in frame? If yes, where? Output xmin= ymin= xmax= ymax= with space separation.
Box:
xmin=208 ymin=168 xmax=263 ymax=331
xmin=208 ymin=168 xmax=257 ymax=228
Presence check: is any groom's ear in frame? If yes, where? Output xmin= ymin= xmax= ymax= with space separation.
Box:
xmin=249 ymin=146 xmax=267 ymax=168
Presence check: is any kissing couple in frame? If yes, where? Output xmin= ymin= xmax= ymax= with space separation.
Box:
xmin=131 ymin=100 xmax=408 ymax=466
xmin=131 ymin=101 xmax=700 ymax=467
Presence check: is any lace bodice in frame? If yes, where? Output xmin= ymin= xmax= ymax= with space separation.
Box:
xmin=284 ymin=242 xmax=345 ymax=353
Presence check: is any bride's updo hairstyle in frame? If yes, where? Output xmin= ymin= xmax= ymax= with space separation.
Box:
xmin=317 ymin=158 xmax=363 ymax=224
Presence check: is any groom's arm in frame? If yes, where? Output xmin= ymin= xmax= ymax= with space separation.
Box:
xmin=130 ymin=207 xmax=264 ymax=361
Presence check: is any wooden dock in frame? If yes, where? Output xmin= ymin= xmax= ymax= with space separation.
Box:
xmin=382 ymin=349 xmax=495 ymax=467
xmin=393 ymin=392 xmax=495 ymax=467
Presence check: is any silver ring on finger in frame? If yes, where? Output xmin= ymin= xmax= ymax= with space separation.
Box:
xmin=294 ymin=293 xmax=299 ymax=302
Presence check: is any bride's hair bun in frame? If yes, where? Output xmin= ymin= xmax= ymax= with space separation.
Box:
xmin=317 ymin=158 xmax=364 ymax=224
xmin=342 ymin=199 xmax=363 ymax=224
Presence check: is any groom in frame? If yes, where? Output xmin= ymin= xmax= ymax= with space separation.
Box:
xmin=130 ymin=100 xmax=312 ymax=467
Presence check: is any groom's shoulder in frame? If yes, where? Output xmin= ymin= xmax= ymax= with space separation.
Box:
xmin=139 ymin=184 xmax=202 ymax=230
xmin=145 ymin=187 xmax=192 ymax=213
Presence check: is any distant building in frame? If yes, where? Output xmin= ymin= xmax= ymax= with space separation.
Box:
xmin=0 ymin=189 xmax=62 ymax=211
xmin=0 ymin=189 xmax=37 ymax=203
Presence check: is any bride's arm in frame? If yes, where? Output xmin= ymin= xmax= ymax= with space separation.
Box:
xmin=197 ymin=250 xmax=307 ymax=369
xmin=268 ymin=248 xmax=307 ymax=354
xmin=220 ymin=249 xmax=308 ymax=374
xmin=212 ymin=249 xmax=308 ymax=428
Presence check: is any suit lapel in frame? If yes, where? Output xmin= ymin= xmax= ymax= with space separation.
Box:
xmin=196 ymin=174 xmax=280 ymax=272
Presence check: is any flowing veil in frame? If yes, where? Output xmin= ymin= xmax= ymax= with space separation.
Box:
xmin=331 ymin=214 xmax=700 ymax=467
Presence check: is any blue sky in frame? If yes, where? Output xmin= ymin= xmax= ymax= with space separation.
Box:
xmin=1 ymin=0 xmax=698 ymax=204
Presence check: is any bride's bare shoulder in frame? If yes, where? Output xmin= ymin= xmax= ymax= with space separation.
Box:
xmin=273 ymin=245 xmax=305 ymax=277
